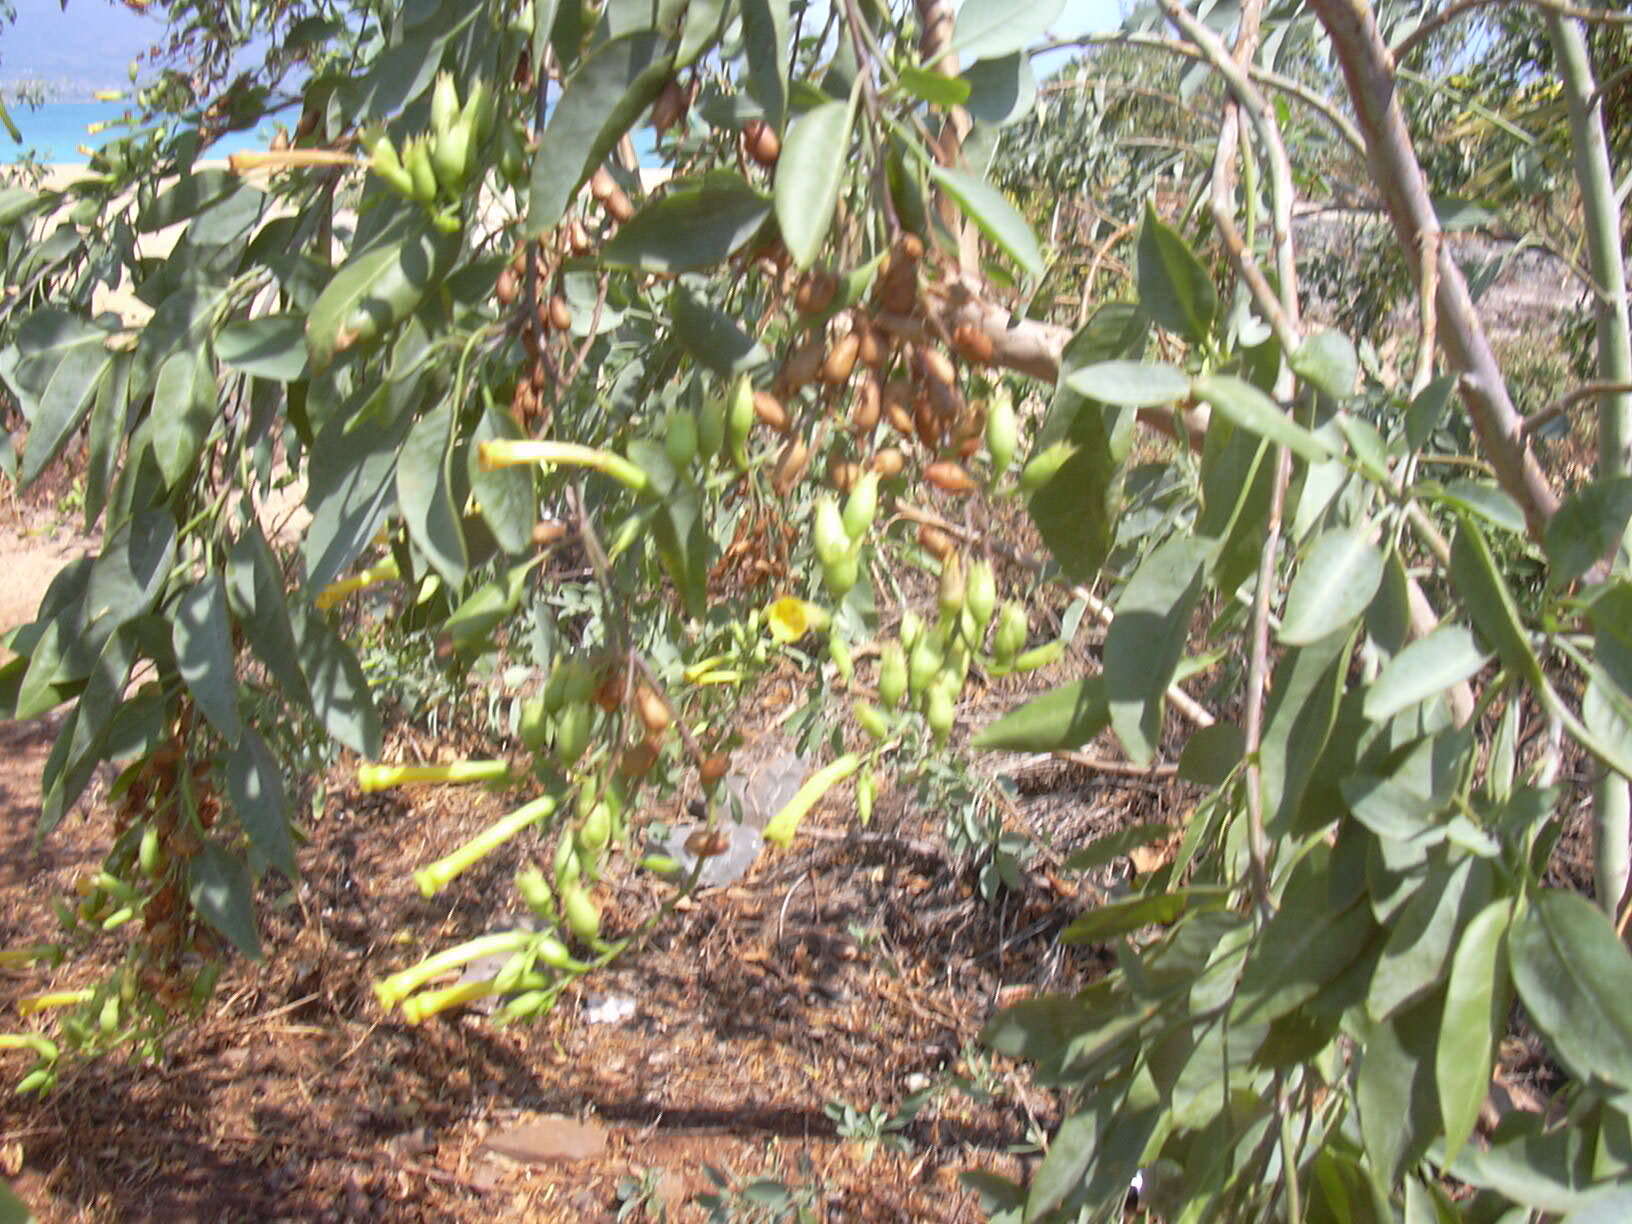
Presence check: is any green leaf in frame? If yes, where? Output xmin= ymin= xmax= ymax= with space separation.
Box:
xmin=926 ymin=166 xmax=1044 ymax=280
xmin=396 ymin=401 xmax=468 ymax=585
xmin=677 ymin=0 xmax=729 ymax=67
xmin=1436 ymin=478 xmax=1526 ymax=535
xmin=1178 ymin=723 xmax=1246 ymax=786
xmin=1291 ymin=330 xmax=1359 ymax=400
xmin=1061 ymin=822 xmax=1172 ymax=872
xmin=305 ymin=217 xmax=458 ymax=373
xmin=226 ymin=729 xmax=297 ymax=882
xmin=670 ymin=283 xmax=770 ymax=375
xmin=1136 ymin=203 xmax=1215 ymax=344
xmin=1510 ymin=889 xmax=1632 ymax=1093
xmin=774 ymin=99 xmax=854 ymax=270
xmin=1563 ymin=1187 xmax=1632 ymax=1222
xmin=1438 ymin=898 xmax=1510 ymax=1165
xmin=1104 ymin=535 xmax=1210 ymax=765
xmin=602 ymin=171 xmax=772 ymax=273
xmin=172 ymin=575 xmax=241 ymax=746
xmin=138 ymin=168 xmax=239 ymax=231
xmin=7 ymin=310 xmax=113 ymax=486
xmin=1431 ymin=195 xmax=1497 ymax=230
xmin=291 ymin=601 xmax=381 ymax=759
xmin=0 ymin=1177 xmax=32 ymax=1224
xmin=1356 ymin=994 xmax=1441 ymax=1185
xmin=962 ymin=53 xmax=1037 ymax=127
xmin=1060 ymin=888 xmax=1226 ymax=944
xmin=1449 ymin=515 xmax=1545 ymax=691
xmin=1448 ymin=1109 xmax=1601 ymax=1212
xmin=226 ymin=528 xmax=311 ymax=712
xmin=1025 ymin=305 xmax=1145 ymax=582
xmin=469 ymin=403 xmax=536 ymax=556
xmin=1193 ymin=375 xmax=1333 ymax=463
xmin=1065 ymin=360 xmax=1189 ymax=408
xmin=445 ymin=561 xmax=534 ymax=650
xmin=1341 ymin=773 xmax=1447 ymax=844
xmin=971 ymin=675 xmax=1109 ymax=752
xmin=82 ymin=352 xmax=129 ymax=530
xmin=216 ymin=314 xmax=308 ymax=382
xmin=1280 ymin=527 xmax=1385 ymax=646
xmin=1546 ymin=477 xmax=1632 ymax=584
xmin=149 ymin=347 xmax=213 ymax=489
xmin=951 ymin=0 xmax=1066 ymax=64
xmin=629 ymin=439 xmax=711 ymax=618
xmin=739 ymin=0 xmax=790 ymax=129
xmin=302 ymin=385 xmax=415 ymax=593
xmin=1365 ymin=626 xmax=1490 ymax=721
xmin=1370 ymin=856 xmax=1493 ymax=1021
xmin=897 ymin=65 xmax=971 ymax=107
xmin=1407 ymin=375 xmax=1458 ymax=451
xmin=189 ymin=840 xmax=262 ymax=961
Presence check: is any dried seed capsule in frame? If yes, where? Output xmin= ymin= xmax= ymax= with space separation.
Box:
xmin=827 ymin=455 xmax=860 ymax=493
xmin=884 ymin=383 xmax=916 ymax=436
xmin=743 ymin=118 xmax=781 ymax=166
xmin=794 ymin=266 xmax=839 ymax=315
xmin=872 ymin=448 xmax=906 ymax=478
xmin=925 ymin=460 xmax=978 ymax=494
xmin=851 ymin=373 xmax=881 ymax=433
xmin=913 ymin=394 xmax=943 ymax=449
xmin=951 ymin=322 xmax=995 ymax=365
xmin=777 ymin=335 xmax=825 ymax=393
xmin=634 ymin=684 xmax=672 ymax=734
xmin=700 ymin=752 xmax=731 ymax=790
xmin=496 ymin=265 xmax=520 ymax=307
xmin=917 ymin=345 xmax=956 ymax=388
xmin=770 ymin=436 xmax=810 ymax=496
xmin=652 ymin=77 xmax=688 ymax=133
xmin=754 ymin=390 xmax=792 ymax=433
xmin=855 ymin=314 xmax=887 ymax=368
xmin=548 ymin=294 xmax=572 ymax=331
xmin=918 ymin=523 xmax=956 ymax=560
xmin=820 ymin=332 xmax=860 ymax=386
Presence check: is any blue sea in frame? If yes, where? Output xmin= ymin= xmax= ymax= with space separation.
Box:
xmin=4 ymin=100 xmax=294 ymax=164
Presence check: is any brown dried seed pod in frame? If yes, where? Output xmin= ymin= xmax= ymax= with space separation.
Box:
xmin=594 ymin=662 xmax=628 ymax=713
xmin=603 ymin=186 xmax=635 ymax=224
xmin=589 ymin=167 xmax=619 ymax=203
xmin=700 ymin=752 xmax=731 ymax=788
xmin=794 ymin=267 xmax=839 ymax=315
xmin=927 ymin=374 xmax=965 ymax=427
xmin=851 ymin=373 xmax=882 ymax=433
xmin=925 ymin=460 xmax=978 ymax=494
xmin=957 ymin=434 xmax=982 ymax=459
xmin=918 ymin=523 xmax=956 ymax=560
xmin=496 ymin=265 xmax=520 ymax=307
xmin=635 ymin=685 xmax=672 ymax=734
xmin=548 ymin=294 xmax=573 ymax=331
xmin=770 ymin=436 xmax=810 ymax=496
xmin=914 ymin=394 xmax=944 ymax=449
xmin=872 ymin=447 xmax=906 ymax=478
xmin=828 ymin=455 xmax=861 ymax=493
xmin=855 ymin=315 xmax=887 ymax=367
xmin=754 ymin=390 xmax=792 ymax=433
xmin=652 ymin=77 xmax=688 ymax=134
xmin=685 ymin=828 xmax=731 ymax=857
xmin=917 ymin=345 xmax=956 ymax=388
xmin=951 ymin=323 xmax=995 ymax=365
xmin=743 ymin=118 xmax=781 ymax=166
xmin=620 ymin=739 xmax=661 ymax=779
xmin=532 ymin=519 xmax=568 ymax=547
xmin=820 ymin=332 xmax=861 ymax=386
xmin=568 ymin=218 xmax=594 ymax=255
xmin=530 ymin=358 xmax=550 ymax=392
xmin=879 ymin=269 xmax=917 ymax=316
xmin=895 ymin=233 xmax=926 ymax=262
xmin=778 ymin=335 xmax=825 ymax=392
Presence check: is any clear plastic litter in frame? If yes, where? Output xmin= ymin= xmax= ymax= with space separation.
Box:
xmin=659 ymin=821 xmax=764 ymax=888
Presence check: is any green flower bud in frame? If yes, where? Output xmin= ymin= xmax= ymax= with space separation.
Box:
xmin=966 ymin=559 xmax=997 ymax=630
xmin=993 ymin=601 xmax=1028 ymax=663
xmin=813 ymin=496 xmax=850 ymax=569
xmin=878 ymin=641 xmax=908 ymax=709
xmin=854 ymin=700 xmax=891 ymax=740
xmin=665 ymin=409 xmax=698 ymax=469
xmin=842 ymin=471 xmax=880 ymax=540
xmin=938 ymin=552 xmax=964 ymax=619
xmin=1019 ymin=440 xmax=1077 ymax=493
xmin=986 ymin=389 xmax=1018 ymax=479
xmin=908 ymin=634 xmax=942 ymax=700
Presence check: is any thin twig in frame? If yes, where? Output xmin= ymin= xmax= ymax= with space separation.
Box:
xmin=1521 ymin=380 xmax=1632 ymax=436
xmin=1393 ymin=0 xmax=1632 ymax=63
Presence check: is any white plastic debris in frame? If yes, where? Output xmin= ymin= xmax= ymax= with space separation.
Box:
xmin=582 ymin=992 xmax=637 ymax=1025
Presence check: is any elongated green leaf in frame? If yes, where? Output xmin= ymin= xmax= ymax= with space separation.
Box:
xmin=150 ymin=347 xmax=213 ymax=489
xmin=897 ymin=65 xmax=970 ymax=107
xmin=1065 ymin=360 xmax=1188 ymax=408
xmin=1510 ymin=889 xmax=1632 ymax=1092
xmin=1280 ymin=527 xmax=1385 ymax=645
xmin=7 ymin=310 xmax=113 ymax=486
xmin=1193 ymin=375 xmax=1332 ymax=463
xmin=962 ymin=53 xmax=1036 ymax=127
xmin=172 ymin=575 xmax=241 ymax=746
xmin=602 ymin=172 xmax=772 ymax=273
xmin=225 ymin=525 xmax=311 ymax=709
xmin=1564 ymin=1187 xmax=1632 ymax=1222
xmin=1365 ymin=626 xmax=1490 ymax=721
xmin=138 ymin=168 xmax=238 ymax=232
xmin=445 ymin=561 xmax=534 ymax=650
xmin=1448 ymin=1110 xmax=1601 ymax=1212
xmin=1060 ymin=888 xmax=1226 ymax=944
xmin=0 ymin=1176 xmax=31 ymax=1224
xmin=291 ymin=601 xmax=381 ymax=758
xmin=82 ymin=351 xmax=129 ymax=530
xmin=190 ymin=840 xmax=262 ymax=961
xmin=469 ymin=403 xmax=536 ymax=556
xmin=1104 ymin=535 xmax=1210 ymax=765
xmin=774 ymin=99 xmax=853 ymax=270
xmin=302 ymin=385 xmax=415 ymax=593
xmin=740 ymin=0 xmax=790 ymax=129
xmin=670 ymin=283 xmax=770 ymax=375
xmin=1370 ymin=856 xmax=1492 ymax=1020
xmin=397 ymin=402 xmax=467 ymax=585
xmin=226 ymin=729 xmax=296 ymax=881
xmin=926 ymin=166 xmax=1044 ymax=279
xmin=1356 ymin=994 xmax=1441 ymax=1185
xmin=216 ymin=314 xmax=308 ymax=381
xmin=951 ymin=0 xmax=1065 ymax=64
xmin=1291 ymin=330 xmax=1359 ymax=400
xmin=1449 ymin=515 xmax=1545 ymax=690
xmin=677 ymin=0 xmax=728 ymax=66
xmin=1438 ymin=898 xmax=1510 ymax=1165
xmin=1436 ymin=479 xmax=1526 ymax=535
xmin=1547 ymin=477 xmax=1632 ymax=584
xmin=1178 ymin=723 xmax=1246 ymax=786
xmin=306 ymin=218 xmax=458 ymax=373
xmin=971 ymin=675 xmax=1109 ymax=752
xmin=1136 ymin=203 xmax=1215 ymax=343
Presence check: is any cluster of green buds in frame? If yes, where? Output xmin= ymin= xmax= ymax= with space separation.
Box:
xmin=812 ymin=468 xmax=879 ymax=597
xmin=367 ymin=71 xmax=496 ymax=232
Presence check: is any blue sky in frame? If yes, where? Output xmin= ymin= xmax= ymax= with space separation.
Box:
xmin=1 ymin=0 xmax=1127 ymax=95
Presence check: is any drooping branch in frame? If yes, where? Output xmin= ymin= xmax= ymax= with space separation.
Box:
xmin=1307 ymin=0 xmax=1561 ymax=541
xmin=1393 ymin=0 xmax=1632 ymax=64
